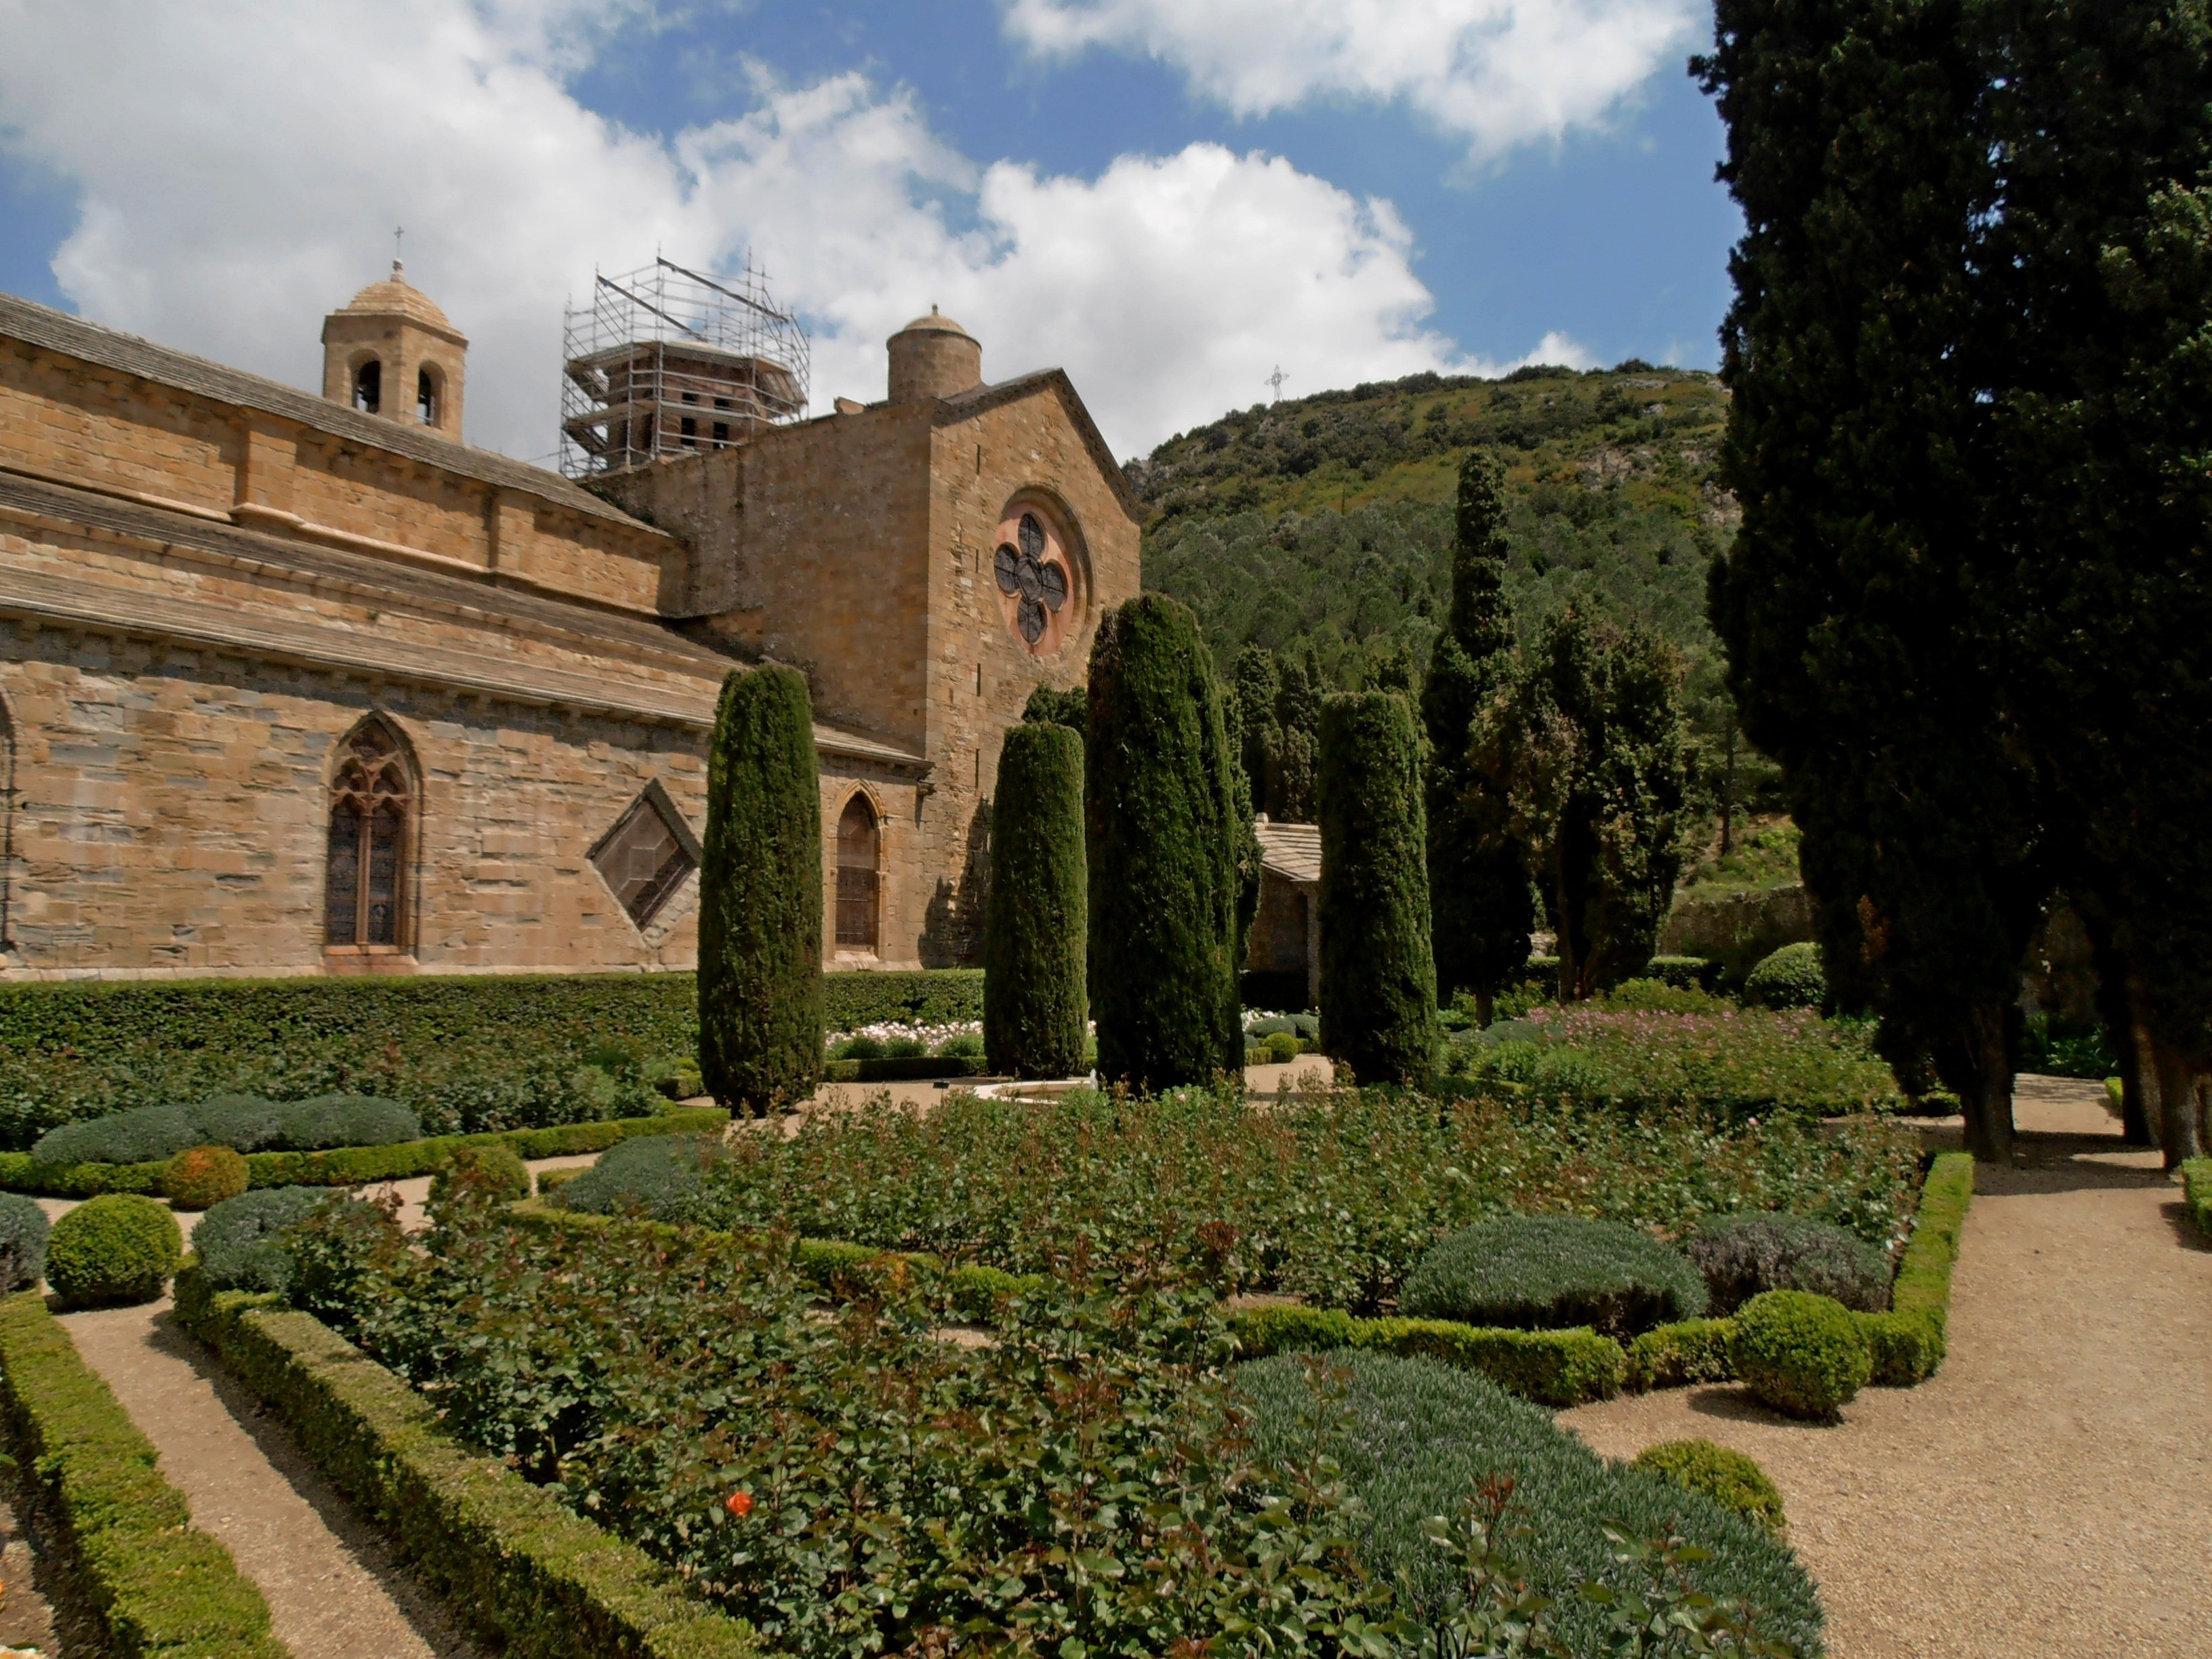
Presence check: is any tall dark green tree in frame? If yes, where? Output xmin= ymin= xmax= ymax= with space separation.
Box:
xmin=1473 ymin=601 xmax=1689 ymax=1001
xmin=1976 ymin=0 xmax=2212 ymax=1164
xmin=1317 ymin=691 xmax=1437 ymax=1084
xmin=1271 ymin=653 xmax=1321 ymax=820
xmin=1021 ymin=682 xmax=1088 ymax=740
xmin=699 ymin=665 xmax=823 ymax=1114
xmin=1086 ymin=594 xmax=1246 ymax=1091
xmin=1699 ymin=0 xmax=2046 ymax=1160
xmin=984 ymin=722 xmax=1088 ymax=1079
xmin=1231 ymin=644 xmax=1283 ymax=816
xmin=1423 ymin=451 xmax=1533 ymax=1021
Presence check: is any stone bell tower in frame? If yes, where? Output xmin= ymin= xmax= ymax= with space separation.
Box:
xmin=320 ymin=262 xmax=468 ymax=440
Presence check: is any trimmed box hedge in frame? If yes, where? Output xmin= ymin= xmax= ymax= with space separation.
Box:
xmin=819 ymin=1055 xmax=988 ymax=1084
xmin=0 ymin=1107 xmax=729 ymax=1198
xmin=0 ymin=1288 xmax=286 ymax=1657
xmin=173 ymin=1269 xmax=763 ymax=1659
xmin=1225 ymin=1302 xmax=1626 ymax=1408
xmin=2184 ymin=1158 xmax=2212 ymax=1242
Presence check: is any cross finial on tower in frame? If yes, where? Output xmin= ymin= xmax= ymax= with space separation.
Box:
xmin=1267 ymin=365 xmax=1288 ymax=403
xmin=392 ymin=224 xmax=404 ymax=279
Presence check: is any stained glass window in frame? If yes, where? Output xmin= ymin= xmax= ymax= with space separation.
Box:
xmin=326 ymin=720 xmax=413 ymax=948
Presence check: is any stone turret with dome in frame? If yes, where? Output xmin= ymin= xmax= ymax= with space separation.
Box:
xmin=320 ymin=261 xmax=468 ymax=439
xmin=886 ymin=305 xmax=981 ymax=403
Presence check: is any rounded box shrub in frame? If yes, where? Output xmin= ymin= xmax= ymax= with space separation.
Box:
xmin=195 ymin=1186 xmax=334 ymax=1294
xmin=1631 ymin=1439 xmax=1786 ymax=1532
xmin=1399 ymin=1214 xmax=1708 ymax=1338
xmin=0 ymin=1192 xmax=52 ymax=1292
xmin=164 ymin=1144 xmax=249 ymax=1210
xmin=1729 ymin=1289 xmax=1871 ymax=1420
xmin=1744 ymin=942 xmax=1825 ymax=1010
xmin=1686 ymin=1212 xmax=1891 ymax=1314
xmin=47 ymin=1193 xmax=182 ymax=1307
xmin=428 ymin=1142 xmax=530 ymax=1206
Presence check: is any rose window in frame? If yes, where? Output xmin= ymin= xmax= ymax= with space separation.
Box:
xmin=995 ymin=512 xmax=1069 ymax=648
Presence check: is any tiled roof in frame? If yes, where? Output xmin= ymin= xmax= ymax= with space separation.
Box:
xmin=1254 ymin=818 xmax=1321 ymax=884
xmin=0 ymin=290 xmax=653 ymax=533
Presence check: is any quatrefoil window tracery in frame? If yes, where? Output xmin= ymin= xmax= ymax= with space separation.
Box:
xmin=994 ymin=512 xmax=1068 ymax=647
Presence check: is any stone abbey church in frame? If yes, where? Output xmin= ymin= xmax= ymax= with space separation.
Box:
xmin=0 ymin=266 xmax=1139 ymax=979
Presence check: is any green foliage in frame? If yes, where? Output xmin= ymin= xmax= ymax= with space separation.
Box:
xmin=1856 ymin=1308 xmax=1946 ymax=1388
xmin=1624 ymin=1318 xmax=1738 ymax=1392
xmin=165 ymin=1143 xmax=249 ymax=1210
xmin=983 ymin=720 xmax=1088 ymax=1078
xmin=1226 ymin=1303 xmax=1625 ymax=1407
xmin=0 ymin=1191 xmax=47 ymax=1291
xmin=699 ymin=665 xmax=824 ymax=1115
xmin=550 ymin=1132 xmax=730 ymax=1223
xmin=0 ymin=975 xmax=685 ymax=1148
xmin=194 ymin=1187 xmax=338 ymax=1294
xmin=1677 ymin=819 xmax=1803 ymax=900
xmin=1019 ymin=680 xmax=1087 ymax=739
xmin=1237 ymin=1350 xmax=1822 ymax=1656
xmin=1447 ymin=1002 xmax=1902 ymax=1122
xmin=1426 ymin=453 xmax=1536 ymax=1019
xmin=1685 ymin=1211 xmax=1892 ymax=1315
xmin=269 ymin=1206 xmax=1388 ymax=1659
xmin=2018 ymin=1015 xmax=2118 ymax=1080
xmin=1474 ymin=599 xmax=1691 ymax=999
xmin=2186 ymin=1158 xmax=2212 ymax=1241
xmin=32 ymin=1092 xmax=422 ymax=1165
xmin=1086 ymin=595 xmax=1246 ymax=1090
xmin=605 ymin=1084 xmax=1919 ymax=1313
xmin=0 ymin=1288 xmax=285 ymax=1657
xmin=1729 ymin=1290 xmax=1872 ymax=1421
xmin=428 ymin=1141 xmax=529 ymax=1208
xmin=1630 ymin=1440 xmax=1786 ymax=1534
xmin=1317 ymin=691 xmax=1438 ymax=1083
xmin=1744 ymin=942 xmax=1826 ymax=1011
xmin=46 ymin=1192 xmax=182 ymax=1307
xmin=172 ymin=1272 xmax=759 ymax=1659
xmin=1890 ymin=1151 xmax=1973 ymax=1357
xmin=1399 ymin=1215 xmax=1708 ymax=1338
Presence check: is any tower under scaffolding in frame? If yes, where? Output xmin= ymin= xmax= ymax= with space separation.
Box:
xmin=558 ymin=255 xmax=810 ymax=480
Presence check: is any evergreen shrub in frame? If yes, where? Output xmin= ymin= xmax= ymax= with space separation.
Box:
xmin=194 ymin=1187 xmax=335 ymax=1294
xmin=164 ymin=1145 xmax=249 ymax=1210
xmin=985 ymin=722 xmax=1088 ymax=1078
xmin=33 ymin=1093 xmax=420 ymax=1165
xmin=699 ymin=665 xmax=824 ymax=1114
xmin=1686 ymin=1212 xmax=1892 ymax=1313
xmin=1631 ymin=1439 xmax=1786 ymax=1532
xmin=1624 ymin=1317 xmax=1738 ymax=1390
xmin=0 ymin=1192 xmax=48 ymax=1290
xmin=1086 ymin=596 xmax=1244 ymax=1090
xmin=1744 ymin=941 xmax=1826 ymax=1010
xmin=428 ymin=1142 xmax=529 ymax=1207
xmin=552 ymin=1132 xmax=729 ymax=1223
xmin=46 ymin=1193 xmax=182 ymax=1307
xmin=1399 ymin=1214 xmax=1708 ymax=1336
xmin=1729 ymin=1290 xmax=1870 ymax=1420
xmin=1237 ymin=1350 xmax=1821 ymax=1656
xmin=1317 ymin=691 xmax=1437 ymax=1084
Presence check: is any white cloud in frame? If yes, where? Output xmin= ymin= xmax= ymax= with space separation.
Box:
xmin=0 ymin=0 xmax=1580 ymax=459
xmin=1002 ymin=0 xmax=1702 ymax=161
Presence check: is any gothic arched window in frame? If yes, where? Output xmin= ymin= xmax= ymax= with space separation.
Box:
xmin=835 ymin=794 xmax=880 ymax=952
xmin=0 ymin=691 xmax=16 ymax=952
xmin=352 ymin=358 xmax=382 ymax=415
xmin=325 ymin=718 xmax=414 ymax=949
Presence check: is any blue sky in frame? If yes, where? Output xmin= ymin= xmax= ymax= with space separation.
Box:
xmin=0 ymin=1 xmax=1738 ymax=458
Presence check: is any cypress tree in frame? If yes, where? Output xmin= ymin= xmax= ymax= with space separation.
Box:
xmin=1700 ymin=0 xmax=2046 ymax=1160
xmin=1086 ymin=594 xmax=1245 ymax=1092
xmin=984 ymin=721 xmax=1087 ymax=1079
xmin=1424 ymin=451 xmax=1532 ymax=1021
xmin=1317 ymin=691 xmax=1437 ymax=1084
xmin=1474 ymin=601 xmax=1689 ymax=1000
xmin=698 ymin=665 xmax=823 ymax=1113
xmin=1271 ymin=653 xmax=1321 ymax=820
xmin=1231 ymin=644 xmax=1283 ymax=817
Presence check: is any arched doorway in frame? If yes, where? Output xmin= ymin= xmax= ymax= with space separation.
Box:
xmin=325 ymin=716 xmax=416 ymax=951
xmin=836 ymin=794 xmax=880 ymax=954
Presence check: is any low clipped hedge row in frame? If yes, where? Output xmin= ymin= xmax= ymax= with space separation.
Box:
xmin=0 ymin=1289 xmax=285 ymax=1657
xmin=1225 ymin=1303 xmax=1626 ymax=1408
xmin=2182 ymin=1158 xmax=2211 ymax=1242
xmin=173 ymin=1270 xmax=762 ymax=1659
xmin=0 ymin=1106 xmax=730 ymax=1198
xmin=819 ymin=1055 xmax=989 ymax=1084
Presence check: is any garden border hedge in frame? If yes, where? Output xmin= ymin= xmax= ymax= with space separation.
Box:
xmin=819 ymin=1057 xmax=989 ymax=1084
xmin=173 ymin=1268 xmax=765 ymax=1659
xmin=1224 ymin=1304 xmax=1626 ymax=1408
xmin=0 ymin=1288 xmax=287 ymax=1657
xmin=2182 ymin=1158 xmax=2211 ymax=1242
xmin=0 ymin=1107 xmax=731 ymax=1199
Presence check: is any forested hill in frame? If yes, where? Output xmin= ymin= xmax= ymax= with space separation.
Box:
xmin=1127 ymin=364 xmax=1737 ymax=713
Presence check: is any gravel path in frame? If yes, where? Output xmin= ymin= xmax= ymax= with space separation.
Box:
xmin=1561 ymin=1076 xmax=2212 ymax=1658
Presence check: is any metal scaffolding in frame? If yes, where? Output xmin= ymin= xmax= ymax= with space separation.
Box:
xmin=558 ymin=255 xmax=810 ymax=479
